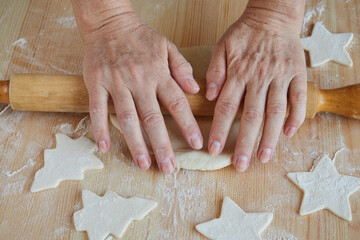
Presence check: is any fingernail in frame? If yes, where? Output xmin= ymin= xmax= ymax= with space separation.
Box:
xmin=259 ymin=148 xmax=272 ymax=163
xmin=160 ymin=157 xmax=174 ymax=174
xmin=137 ymin=155 xmax=151 ymax=170
xmin=186 ymin=76 xmax=200 ymax=92
xmin=209 ymin=141 xmax=221 ymax=156
xmin=206 ymin=83 xmax=218 ymax=100
xmin=190 ymin=133 xmax=203 ymax=150
xmin=285 ymin=127 xmax=297 ymax=137
xmin=234 ymin=155 xmax=249 ymax=172
xmin=98 ymin=140 xmax=108 ymax=153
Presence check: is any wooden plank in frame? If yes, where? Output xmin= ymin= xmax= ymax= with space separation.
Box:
xmin=0 ymin=0 xmax=360 ymax=240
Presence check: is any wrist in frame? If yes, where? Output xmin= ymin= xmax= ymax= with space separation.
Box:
xmin=242 ymin=0 xmax=305 ymax=34
xmin=70 ymin=0 xmax=135 ymax=36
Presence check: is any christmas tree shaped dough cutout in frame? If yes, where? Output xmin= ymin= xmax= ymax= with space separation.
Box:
xmin=73 ymin=190 xmax=157 ymax=240
xmin=31 ymin=134 xmax=103 ymax=192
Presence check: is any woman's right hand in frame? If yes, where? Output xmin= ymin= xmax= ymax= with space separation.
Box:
xmin=73 ymin=6 xmax=203 ymax=174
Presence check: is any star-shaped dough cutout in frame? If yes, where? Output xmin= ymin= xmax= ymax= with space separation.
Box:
xmin=196 ymin=197 xmax=273 ymax=240
xmin=287 ymin=155 xmax=360 ymax=221
xmin=73 ymin=190 xmax=157 ymax=240
xmin=31 ymin=134 xmax=103 ymax=192
xmin=301 ymin=22 xmax=353 ymax=67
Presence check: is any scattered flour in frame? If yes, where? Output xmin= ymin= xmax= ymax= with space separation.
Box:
xmin=59 ymin=123 xmax=74 ymax=135
xmin=12 ymin=38 xmax=28 ymax=48
xmin=302 ymin=1 xmax=326 ymax=36
xmin=56 ymin=17 xmax=76 ymax=29
xmin=1 ymin=179 xmax=26 ymax=197
xmin=264 ymin=227 xmax=298 ymax=240
xmin=74 ymin=115 xmax=89 ymax=132
xmin=49 ymin=63 xmax=75 ymax=75
xmin=53 ymin=226 xmax=69 ymax=238
xmin=1 ymin=158 xmax=35 ymax=177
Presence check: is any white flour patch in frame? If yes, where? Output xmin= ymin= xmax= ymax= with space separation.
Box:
xmin=53 ymin=226 xmax=69 ymax=238
xmin=12 ymin=38 xmax=28 ymax=48
xmin=246 ymin=193 xmax=297 ymax=213
xmin=1 ymin=179 xmax=26 ymax=197
xmin=75 ymin=115 xmax=89 ymax=132
xmin=56 ymin=17 xmax=76 ymax=29
xmin=1 ymin=158 xmax=35 ymax=177
xmin=264 ymin=227 xmax=298 ymax=240
xmin=49 ymin=64 xmax=75 ymax=74
xmin=302 ymin=2 xmax=326 ymax=36
xmin=59 ymin=123 xmax=73 ymax=135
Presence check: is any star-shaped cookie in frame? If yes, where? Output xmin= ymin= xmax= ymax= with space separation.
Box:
xmin=287 ymin=155 xmax=360 ymax=221
xmin=31 ymin=134 xmax=103 ymax=192
xmin=196 ymin=197 xmax=273 ymax=240
xmin=301 ymin=22 xmax=353 ymax=67
xmin=73 ymin=190 xmax=158 ymax=240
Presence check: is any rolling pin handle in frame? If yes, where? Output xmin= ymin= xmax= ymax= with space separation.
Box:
xmin=317 ymin=84 xmax=360 ymax=120
xmin=0 ymin=80 xmax=10 ymax=104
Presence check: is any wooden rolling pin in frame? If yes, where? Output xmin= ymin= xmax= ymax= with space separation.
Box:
xmin=0 ymin=46 xmax=359 ymax=119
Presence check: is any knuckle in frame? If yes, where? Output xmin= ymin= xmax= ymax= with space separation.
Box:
xmin=215 ymin=98 xmax=239 ymax=116
xmin=266 ymin=103 xmax=287 ymax=116
xmin=242 ymin=107 xmax=264 ymax=122
xmin=141 ymin=111 xmax=163 ymax=129
xmin=173 ymin=59 xmax=192 ymax=72
xmin=169 ymin=95 xmax=187 ymax=113
xmin=206 ymin=66 xmax=225 ymax=79
xmin=118 ymin=110 xmax=137 ymax=129
xmin=155 ymin=145 xmax=172 ymax=158
xmin=292 ymin=91 xmax=307 ymax=103
xmin=89 ymin=103 xmax=107 ymax=118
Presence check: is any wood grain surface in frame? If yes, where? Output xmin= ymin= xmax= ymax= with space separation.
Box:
xmin=0 ymin=0 xmax=359 ymax=240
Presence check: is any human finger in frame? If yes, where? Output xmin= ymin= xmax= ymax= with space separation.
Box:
xmin=208 ymin=73 xmax=245 ymax=156
xmin=233 ymin=85 xmax=267 ymax=172
xmin=167 ymin=41 xmax=199 ymax=94
xmin=206 ymin=43 xmax=227 ymax=101
xmin=257 ymin=80 xmax=288 ymax=163
xmin=284 ymin=73 xmax=307 ymax=137
xmin=134 ymin=90 xmax=175 ymax=174
xmin=111 ymin=86 xmax=151 ymax=170
xmin=157 ymin=78 xmax=203 ymax=150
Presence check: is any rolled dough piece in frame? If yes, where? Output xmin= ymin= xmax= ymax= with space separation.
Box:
xmin=110 ymin=114 xmax=239 ymax=171
xmin=301 ymin=22 xmax=353 ymax=67
xmin=196 ymin=197 xmax=273 ymax=240
xmin=31 ymin=134 xmax=103 ymax=192
xmin=73 ymin=190 xmax=157 ymax=240
xmin=287 ymin=155 xmax=360 ymax=221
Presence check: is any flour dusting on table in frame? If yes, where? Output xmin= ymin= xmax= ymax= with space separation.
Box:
xmin=302 ymin=1 xmax=325 ymax=36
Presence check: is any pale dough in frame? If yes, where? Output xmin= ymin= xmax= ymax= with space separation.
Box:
xmin=196 ymin=197 xmax=273 ymax=240
xmin=110 ymin=113 xmax=239 ymax=171
xmin=301 ymin=22 xmax=353 ymax=67
xmin=73 ymin=190 xmax=157 ymax=240
xmin=287 ymin=155 xmax=360 ymax=221
xmin=31 ymin=134 xmax=103 ymax=192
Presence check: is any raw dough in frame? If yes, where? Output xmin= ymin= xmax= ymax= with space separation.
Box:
xmin=287 ymin=155 xmax=360 ymax=221
xmin=31 ymin=134 xmax=103 ymax=192
xmin=73 ymin=190 xmax=157 ymax=240
xmin=110 ymin=114 xmax=239 ymax=171
xmin=301 ymin=22 xmax=353 ymax=67
xmin=196 ymin=197 xmax=273 ymax=240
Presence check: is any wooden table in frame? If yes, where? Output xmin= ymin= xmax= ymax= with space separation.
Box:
xmin=0 ymin=0 xmax=359 ymax=239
